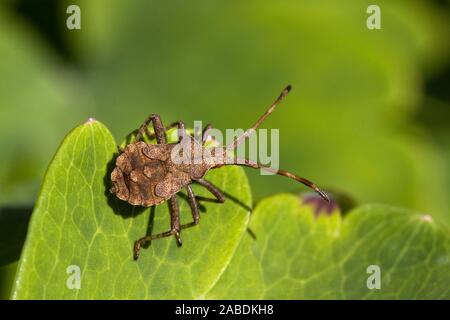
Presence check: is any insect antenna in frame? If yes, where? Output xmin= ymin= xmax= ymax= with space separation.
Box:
xmin=226 ymin=84 xmax=292 ymax=150
xmin=219 ymin=158 xmax=329 ymax=202
xmin=217 ymin=85 xmax=329 ymax=202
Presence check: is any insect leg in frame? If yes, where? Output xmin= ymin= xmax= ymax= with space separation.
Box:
xmin=133 ymin=229 xmax=174 ymax=260
xmin=133 ymin=195 xmax=183 ymax=260
xmin=202 ymin=124 xmax=212 ymax=145
xmin=173 ymin=121 xmax=186 ymax=142
xmin=186 ymin=184 xmax=200 ymax=224
xmin=194 ymin=178 xmax=225 ymax=203
xmin=142 ymin=121 xmax=186 ymax=142
xmin=168 ymin=195 xmax=183 ymax=246
xmin=135 ymin=114 xmax=167 ymax=144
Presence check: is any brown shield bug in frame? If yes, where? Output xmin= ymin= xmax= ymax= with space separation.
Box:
xmin=109 ymin=85 xmax=328 ymax=259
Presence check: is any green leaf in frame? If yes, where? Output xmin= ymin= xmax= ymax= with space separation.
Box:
xmin=207 ymin=194 xmax=450 ymax=299
xmin=11 ymin=120 xmax=252 ymax=299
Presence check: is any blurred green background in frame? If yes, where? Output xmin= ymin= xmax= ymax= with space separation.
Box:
xmin=0 ymin=0 xmax=448 ymax=224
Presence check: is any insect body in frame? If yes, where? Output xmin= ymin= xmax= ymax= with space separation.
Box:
xmin=110 ymin=85 xmax=328 ymax=259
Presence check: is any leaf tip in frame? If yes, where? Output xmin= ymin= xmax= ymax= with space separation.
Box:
xmin=84 ymin=117 xmax=97 ymax=124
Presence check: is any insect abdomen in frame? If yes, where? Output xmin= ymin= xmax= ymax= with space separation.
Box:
xmin=110 ymin=142 xmax=169 ymax=206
